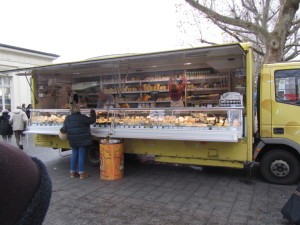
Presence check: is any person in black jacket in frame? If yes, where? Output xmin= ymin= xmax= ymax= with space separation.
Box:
xmin=26 ymin=104 xmax=32 ymax=119
xmin=60 ymin=104 xmax=96 ymax=179
xmin=0 ymin=142 xmax=52 ymax=225
xmin=0 ymin=109 xmax=13 ymax=144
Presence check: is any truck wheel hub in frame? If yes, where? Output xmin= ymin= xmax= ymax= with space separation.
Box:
xmin=270 ymin=160 xmax=290 ymax=177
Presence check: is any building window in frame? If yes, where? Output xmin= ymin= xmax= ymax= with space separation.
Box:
xmin=0 ymin=76 xmax=11 ymax=111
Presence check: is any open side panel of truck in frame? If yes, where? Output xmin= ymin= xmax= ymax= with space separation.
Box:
xmin=13 ymin=43 xmax=253 ymax=170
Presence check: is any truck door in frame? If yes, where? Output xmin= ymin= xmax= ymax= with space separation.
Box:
xmin=271 ymin=68 xmax=300 ymax=144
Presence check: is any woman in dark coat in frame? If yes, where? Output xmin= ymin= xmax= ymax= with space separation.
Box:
xmin=26 ymin=104 xmax=32 ymax=119
xmin=0 ymin=109 xmax=13 ymax=143
xmin=61 ymin=104 xmax=96 ymax=179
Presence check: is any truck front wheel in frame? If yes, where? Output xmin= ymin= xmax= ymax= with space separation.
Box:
xmin=260 ymin=149 xmax=300 ymax=185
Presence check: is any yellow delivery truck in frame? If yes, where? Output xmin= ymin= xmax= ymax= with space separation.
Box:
xmin=7 ymin=42 xmax=300 ymax=184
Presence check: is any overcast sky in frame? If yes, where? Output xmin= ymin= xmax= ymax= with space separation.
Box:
xmin=1 ymin=0 xmax=199 ymax=63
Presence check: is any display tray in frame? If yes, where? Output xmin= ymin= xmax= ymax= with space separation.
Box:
xmin=110 ymin=127 xmax=240 ymax=142
xmin=26 ymin=107 xmax=244 ymax=142
xmin=25 ymin=124 xmax=241 ymax=142
xmin=24 ymin=126 xmax=111 ymax=138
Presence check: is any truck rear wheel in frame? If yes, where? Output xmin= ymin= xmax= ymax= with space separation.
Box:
xmin=86 ymin=141 xmax=100 ymax=167
xmin=260 ymin=149 xmax=300 ymax=184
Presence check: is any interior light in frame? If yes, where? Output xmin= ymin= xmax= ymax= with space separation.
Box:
xmin=184 ymin=63 xmax=192 ymax=65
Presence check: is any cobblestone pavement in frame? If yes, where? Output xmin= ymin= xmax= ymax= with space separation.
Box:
xmin=19 ymin=135 xmax=295 ymax=225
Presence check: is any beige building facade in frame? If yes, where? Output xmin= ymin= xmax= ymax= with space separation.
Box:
xmin=0 ymin=43 xmax=59 ymax=111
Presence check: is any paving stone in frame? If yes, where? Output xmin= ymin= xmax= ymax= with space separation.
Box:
xmin=213 ymin=200 xmax=233 ymax=208
xmin=165 ymin=202 xmax=183 ymax=210
xmin=227 ymin=216 xmax=248 ymax=225
xmin=207 ymin=190 xmax=223 ymax=200
xmin=170 ymin=192 xmax=192 ymax=203
xmin=220 ymin=193 xmax=238 ymax=203
xmin=143 ymin=190 xmax=164 ymax=201
xmin=155 ymin=192 xmax=176 ymax=203
xmin=206 ymin=216 xmax=229 ymax=225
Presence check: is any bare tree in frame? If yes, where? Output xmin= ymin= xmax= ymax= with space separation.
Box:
xmin=182 ymin=0 xmax=300 ymax=64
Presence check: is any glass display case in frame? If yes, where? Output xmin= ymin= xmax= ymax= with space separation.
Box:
xmin=27 ymin=109 xmax=110 ymax=137
xmin=27 ymin=107 xmax=244 ymax=142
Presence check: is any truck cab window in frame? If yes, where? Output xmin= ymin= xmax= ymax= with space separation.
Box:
xmin=275 ymin=69 xmax=300 ymax=105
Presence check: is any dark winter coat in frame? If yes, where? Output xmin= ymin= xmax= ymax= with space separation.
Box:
xmin=0 ymin=113 xmax=13 ymax=135
xmin=25 ymin=108 xmax=31 ymax=119
xmin=61 ymin=110 xmax=96 ymax=148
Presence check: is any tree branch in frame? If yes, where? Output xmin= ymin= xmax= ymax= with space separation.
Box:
xmin=288 ymin=23 xmax=300 ymax=35
xmin=285 ymin=44 xmax=300 ymax=48
xmin=275 ymin=0 xmax=300 ymax=33
xmin=261 ymin=0 xmax=271 ymax=28
xmin=241 ymin=0 xmax=258 ymax=16
xmin=185 ymin=0 xmax=270 ymax=37
xmin=209 ymin=18 xmax=245 ymax=42
xmin=293 ymin=18 xmax=300 ymax=24
xmin=219 ymin=26 xmax=255 ymax=34
xmin=198 ymin=38 xmax=218 ymax=45
xmin=252 ymin=47 xmax=265 ymax=56
xmin=285 ymin=51 xmax=300 ymax=61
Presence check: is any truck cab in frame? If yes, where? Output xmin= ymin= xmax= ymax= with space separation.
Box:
xmin=255 ymin=62 xmax=300 ymax=184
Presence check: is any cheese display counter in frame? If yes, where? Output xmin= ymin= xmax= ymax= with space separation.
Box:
xmin=27 ymin=107 xmax=244 ymax=142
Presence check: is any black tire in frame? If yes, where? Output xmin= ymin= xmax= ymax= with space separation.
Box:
xmin=260 ymin=149 xmax=300 ymax=185
xmin=86 ymin=142 xmax=100 ymax=167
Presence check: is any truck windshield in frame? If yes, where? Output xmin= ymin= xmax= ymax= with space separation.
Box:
xmin=275 ymin=69 xmax=300 ymax=105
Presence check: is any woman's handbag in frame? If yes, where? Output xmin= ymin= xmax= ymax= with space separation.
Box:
xmin=281 ymin=185 xmax=300 ymax=224
xmin=58 ymin=129 xmax=68 ymax=141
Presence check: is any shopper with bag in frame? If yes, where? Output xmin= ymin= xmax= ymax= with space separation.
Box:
xmin=0 ymin=109 xmax=13 ymax=143
xmin=281 ymin=183 xmax=300 ymax=224
xmin=9 ymin=107 xmax=28 ymax=149
xmin=60 ymin=104 xmax=96 ymax=179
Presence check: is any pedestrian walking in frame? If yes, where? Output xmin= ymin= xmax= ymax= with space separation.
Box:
xmin=9 ymin=108 xmax=28 ymax=149
xmin=21 ymin=103 xmax=26 ymax=112
xmin=60 ymin=104 xmax=96 ymax=179
xmin=0 ymin=109 xmax=13 ymax=144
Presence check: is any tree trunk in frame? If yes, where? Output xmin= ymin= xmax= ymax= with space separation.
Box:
xmin=264 ymin=36 xmax=285 ymax=64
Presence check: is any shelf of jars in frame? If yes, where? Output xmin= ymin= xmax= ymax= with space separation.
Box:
xmin=187 ymin=87 xmax=229 ymax=92
xmin=101 ymin=75 xmax=228 ymax=85
xmin=102 ymin=79 xmax=169 ymax=84
xmin=117 ymin=100 xmax=171 ymax=104
xmin=187 ymin=75 xmax=228 ymax=80
xmin=25 ymin=107 xmax=244 ymax=142
xmin=104 ymin=90 xmax=170 ymax=94
xmin=185 ymin=100 xmax=220 ymax=107
xmin=101 ymin=75 xmax=184 ymax=85
xmin=101 ymin=87 xmax=228 ymax=95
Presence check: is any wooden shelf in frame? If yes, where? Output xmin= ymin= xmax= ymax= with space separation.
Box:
xmin=187 ymin=87 xmax=229 ymax=92
xmin=117 ymin=100 xmax=171 ymax=104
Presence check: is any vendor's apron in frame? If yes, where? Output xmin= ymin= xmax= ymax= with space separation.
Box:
xmin=171 ymin=99 xmax=184 ymax=107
